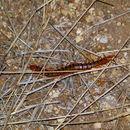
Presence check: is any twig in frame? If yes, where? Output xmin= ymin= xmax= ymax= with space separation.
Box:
xmin=21 ymin=49 xmax=70 ymax=55
xmin=98 ymin=48 xmax=130 ymax=54
xmin=83 ymin=10 xmax=130 ymax=33
xmin=5 ymin=0 xmax=53 ymax=56
xmin=58 ymin=73 xmax=130 ymax=129
xmin=0 ymin=111 xmax=130 ymax=126
xmin=49 ymin=22 xmax=99 ymax=59
xmin=11 ymin=101 xmax=60 ymax=115
xmin=43 ymin=0 xmax=98 ymax=73
xmin=56 ymin=36 xmax=130 ymax=129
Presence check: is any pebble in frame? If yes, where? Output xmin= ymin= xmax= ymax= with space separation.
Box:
xmin=76 ymin=28 xmax=82 ymax=34
xmin=75 ymin=35 xmax=83 ymax=43
xmin=45 ymin=105 xmax=53 ymax=113
xmin=118 ymin=39 xmax=121 ymax=44
xmin=49 ymin=90 xmax=60 ymax=98
xmin=126 ymin=108 xmax=130 ymax=112
xmin=117 ymin=22 xmax=121 ymax=26
xmin=57 ymin=119 xmax=65 ymax=123
xmin=89 ymin=7 xmax=95 ymax=14
xmin=47 ymin=126 xmax=54 ymax=130
xmin=96 ymin=35 xmax=108 ymax=44
xmin=93 ymin=123 xmax=102 ymax=129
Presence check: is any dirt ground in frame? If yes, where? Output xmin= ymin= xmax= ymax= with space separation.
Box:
xmin=0 ymin=0 xmax=130 ymax=130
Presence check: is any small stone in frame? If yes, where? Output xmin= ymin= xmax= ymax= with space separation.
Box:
xmin=126 ymin=108 xmax=130 ymax=112
xmin=54 ymin=107 xmax=60 ymax=114
xmin=120 ymin=58 xmax=126 ymax=64
xmin=75 ymin=0 xmax=80 ymax=3
xmin=88 ymin=8 xmax=95 ymax=14
xmin=96 ymin=35 xmax=108 ymax=44
xmin=47 ymin=126 xmax=54 ymax=130
xmin=100 ymin=102 xmax=111 ymax=109
xmin=49 ymin=90 xmax=60 ymax=98
xmin=117 ymin=22 xmax=121 ymax=26
xmin=57 ymin=119 xmax=65 ymax=123
xmin=85 ymin=15 xmax=95 ymax=23
xmin=45 ymin=105 xmax=53 ymax=113
xmin=104 ymin=28 xmax=107 ymax=31
xmin=79 ymin=100 xmax=83 ymax=104
xmin=76 ymin=28 xmax=82 ymax=34
xmin=93 ymin=123 xmax=102 ymax=129
xmin=98 ymin=11 xmax=104 ymax=16
xmin=122 ymin=23 xmax=125 ymax=26
xmin=118 ymin=40 xmax=121 ymax=44
xmin=107 ymin=10 xmax=110 ymax=13
xmin=75 ymin=35 xmax=83 ymax=43
xmin=61 ymin=8 xmax=68 ymax=16
xmin=124 ymin=52 xmax=127 ymax=57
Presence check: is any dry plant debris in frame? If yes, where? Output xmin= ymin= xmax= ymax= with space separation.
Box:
xmin=0 ymin=0 xmax=130 ymax=130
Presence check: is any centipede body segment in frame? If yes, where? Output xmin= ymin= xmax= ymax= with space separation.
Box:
xmin=29 ymin=55 xmax=114 ymax=77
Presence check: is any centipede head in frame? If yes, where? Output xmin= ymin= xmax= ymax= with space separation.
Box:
xmin=95 ymin=55 xmax=115 ymax=66
xmin=29 ymin=65 xmax=42 ymax=71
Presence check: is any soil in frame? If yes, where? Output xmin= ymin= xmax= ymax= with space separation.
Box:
xmin=0 ymin=0 xmax=130 ymax=130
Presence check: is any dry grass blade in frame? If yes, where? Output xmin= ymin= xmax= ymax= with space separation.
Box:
xmin=4 ymin=0 xmax=53 ymax=56
xmin=84 ymin=10 xmax=130 ymax=33
xmin=0 ymin=111 xmax=130 ymax=126
xmin=49 ymin=22 xmax=100 ymax=59
xmin=43 ymin=0 xmax=98 ymax=70
xmin=1 ymin=1 xmax=53 ymax=129
xmin=1 ymin=0 xmax=130 ymax=129
xmin=58 ymin=73 xmax=130 ymax=129
xmin=56 ymin=36 xmax=130 ymax=129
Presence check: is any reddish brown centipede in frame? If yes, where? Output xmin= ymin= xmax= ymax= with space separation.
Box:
xmin=29 ymin=55 xmax=114 ymax=77
xmin=29 ymin=65 xmax=42 ymax=71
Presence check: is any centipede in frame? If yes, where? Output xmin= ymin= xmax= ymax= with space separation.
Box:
xmin=29 ymin=55 xmax=114 ymax=77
